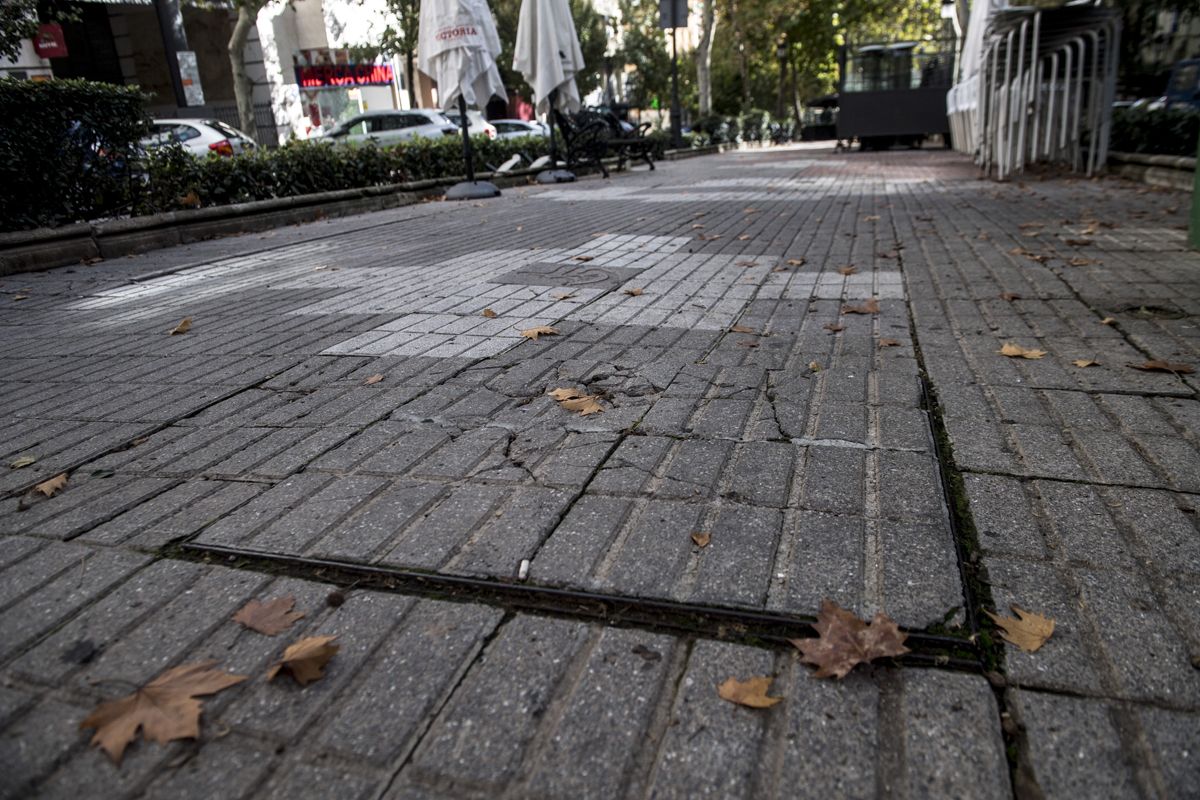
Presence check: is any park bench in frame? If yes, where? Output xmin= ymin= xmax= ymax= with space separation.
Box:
xmin=553 ymin=109 xmax=657 ymax=178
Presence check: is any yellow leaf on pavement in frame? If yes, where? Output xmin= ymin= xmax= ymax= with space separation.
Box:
xmin=168 ymin=317 xmax=192 ymax=335
xmin=520 ymin=326 xmax=559 ymax=341
xmin=482 ymin=308 xmax=498 ymax=318
xmin=1072 ymin=359 xmax=1100 ymax=368
xmin=998 ymin=342 xmax=1047 ymax=359
xmin=718 ymin=676 xmax=782 ymax=708
xmin=266 ymin=635 xmax=338 ymax=686
xmin=35 ymin=473 xmax=67 ymax=497
xmin=362 ymin=373 xmax=384 ymax=385
xmin=691 ymin=532 xmax=711 ymax=548
xmin=986 ymin=607 xmax=1055 ymax=653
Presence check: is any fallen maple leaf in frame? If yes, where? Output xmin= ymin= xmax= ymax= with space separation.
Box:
xmin=1100 ymin=317 xmax=1116 ymax=325
xmin=12 ymin=294 xmax=28 ymax=301
xmin=730 ymin=324 xmax=756 ymax=334
xmin=790 ymin=599 xmax=910 ymax=679
xmin=548 ymin=387 xmax=604 ymax=416
xmin=9 ymin=455 xmax=36 ymax=469
xmin=574 ymin=255 xmax=594 ymax=262
xmin=998 ymin=342 xmax=1047 ymax=360
xmin=786 ymin=258 xmax=805 ymax=266
xmin=1000 ymin=292 xmax=1022 ymax=302
xmin=823 ymin=323 xmax=844 ymax=334
xmin=737 ymin=234 xmax=751 ymax=241
xmin=879 ymin=338 xmax=901 ymax=348
xmin=35 ymin=473 xmax=67 ymax=497
xmin=837 ymin=266 xmax=858 ymax=276
xmin=691 ymin=223 xmax=706 ymax=229
xmin=1127 ymin=360 xmax=1194 ymax=374
xmin=362 ymin=373 xmax=384 ymax=386
xmin=233 ymin=596 xmax=305 ymax=636
xmin=520 ymin=326 xmax=559 ymax=341
xmin=842 ymin=299 xmax=880 ymax=315
xmin=1072 ymin=359 xmax=1100 ymax=368
xmin=736 ymin=260 xmax=757 ymax=267
xmin=168 ymin=317 xmax=192 ymax=336
xmin=1064 ymin=238 xmax=1092 ymax=247
xmin=718 ymin=676 xmax=782 ymax=708
xmin=1068 ymin=257 xmax=1096 ymax=267
xmin=482 ymin=308 xmax=498 ymax=318
xmin=623 ymin=287 xmax=644 ymax=296
xmin=736 ymin=339 xmax=759 ymax=348
xmin=691 ymin=531 xmax=711 ymax=548
xmin=985 ymin=607 xmax=1054 ymax=653
xmin=80 ymin=661 xmax=247 ymax=764
xmin=267 ymin=635 xmax=338 ymax=686
xmin=551 ymin=292 xmax=577 ymax=301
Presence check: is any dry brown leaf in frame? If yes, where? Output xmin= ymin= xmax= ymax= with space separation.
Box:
xmin=232 ymin=596 xmax=305 ymax=636
xmin=623 ymin=287 xmax=644 ymax=297
xmin=736 ymin=260 xmax=757 ymax=267
xmin=879 ymin=338 xmax=901 ymax=348
xmin=823 ymin=323 xmax=844 ymax=334
xmin=842 ymin=298 xmax=880 ymax=315
xmin=1100 ymin=317 xmax=1116 ymax=325
xmin=168 ymin=317 xmax=192 ymax=336
xmin=717 ymin=676 xmax=782 ymax=708
xmin=1064 ymin=238 xmax=1092 ymax=247
xmin=808 ymin=361 xmax=821 ymax=371
xmin=482 ymin=308 xmax=498 ymax=318
xmin=1000 ymin=292 xmax=1022 ymax=302
xmin=552 ymin=292 xmax=578 ymax=301
xmin=863 ymin=214 xmax=880 ymax=221
xmin=80 ymin=660 xmax=247 ymax=764
xmin=786 ymin=258 xmax=805 ymax=266
xmin=743 ymin=207 xmax=759 ymax=214
xmin=1018 ymin=221 xmax=1044 ymax=229
xmin=730 ymin=324 xmax=756 ymax=334
xmin=736 ymin=339 xmax=759 ymax=348
xmin=520 ymin=326 xmax=559 ymax=341
xmin=10 ymin=455 xmax=36 ymax=469
xmin=35 ymin=473 xmax=67 ymax=497
xmin=691 ymin=223 xmax=706 ymax=229
xmin=998 ymin=342 xmax=1047 ymax=360
xmin=1068 ymin=257 xmax=1096 ymax=267
xmin=790 ymin=599 xmax=910 ymax=679
xmin=737 ymin=234 xmax=752 ymax=241
xmin=691 ymin=531 xmax=711 ymax=548
xmin=12 ymin=294 xmax=29 ymax=301
xmin=1072 ymin=359 xmax=1100 ymax=368
xmin=548 ymin=387 xmax=604 ymax=416
xmin=573 ymin=255 xmax=594 ymax=262
xmin=362 ymin=373 xmax=384 ymax=386
xmin=1127 ymin=360 xmax=1195 ymax=374
xmin=985 ymin=607 xmax=1055 ymax=653
xmin=699 ymin=234 xmax=723 ymax=241
xmin=267 ymin=635 xmax=339 ymax=686
xmin=837 ymin=266 xmax=857 ymax=276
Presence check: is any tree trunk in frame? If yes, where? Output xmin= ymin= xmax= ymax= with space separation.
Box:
xmin=228 ymin=2 xmax=259 ymax=138
xmin=695 ymin=0 xmax=716 ymax=116
xmin=405 ymin=49 xmax=417 ymax=108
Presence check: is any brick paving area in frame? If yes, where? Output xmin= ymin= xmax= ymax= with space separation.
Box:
xmin=0 ymin=146 xmax=1197 ymax=798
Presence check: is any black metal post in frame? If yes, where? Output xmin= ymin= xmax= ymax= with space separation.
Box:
xmin=458 ymin=94 xmax=475 ymax=182
xmin=669 ymin=26 xmax=682 ymax=149
xmin=153 ymin=0 xmax=190 ymax=109
xmin=547 ymin=88 xmax=560 ymax=164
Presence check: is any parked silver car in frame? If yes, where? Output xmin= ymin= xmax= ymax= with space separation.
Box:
xmin=322 ymin=110 xmax=457 ymax=145
xmin=491 ymin=119 xmax=549 ymax=139
xmin=142 ymin=118 xmax=257 ymax=157
xmin=442 ymin=108 xmax=499 ymax=139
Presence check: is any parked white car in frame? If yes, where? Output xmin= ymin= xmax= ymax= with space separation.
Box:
xmin=142 ymin=118 xmax=257 ymax=157
xmin=442 ymin=108 xmax=498 ymax=139
xmin=322 ymin=110 xmax=457 ymax=145
xmin=491 ymin=119 xmax=549 ymax=139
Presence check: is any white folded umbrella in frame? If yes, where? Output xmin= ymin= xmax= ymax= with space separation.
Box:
xmin=513 ymin=0 xmax=585 ymax=116
xmin=418 ymin=0 xmax=506 ymax=112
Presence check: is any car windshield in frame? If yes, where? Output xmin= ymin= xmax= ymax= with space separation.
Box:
xmin=207 ymin=120 xmax=247 ymax=140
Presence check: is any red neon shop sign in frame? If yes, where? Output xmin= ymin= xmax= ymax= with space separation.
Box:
xmin=295 ymin=63 xmax=394 ymax=88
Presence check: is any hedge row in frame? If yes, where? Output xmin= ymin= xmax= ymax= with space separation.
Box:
xmin=136 ymin=134 xmax=552 ymax=217
xmin=1109 ymin=106 xmax=1200 ymax=158
xmin=0 ymin=79 xmax=151 ymax=231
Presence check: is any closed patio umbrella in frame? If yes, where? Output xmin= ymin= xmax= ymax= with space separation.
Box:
xmin=419 ymin=0 xmax=506 ymax=199
xmin=513 ymin=0 xmax=585 ymax=182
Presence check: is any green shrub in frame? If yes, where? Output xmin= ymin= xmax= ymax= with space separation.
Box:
xmin=1110 ymin=106 xmax=1200 ymax=157
xmin=0 ymin=79 xmax=150 ymax=230
xmin=139 ymin=134 xmax=551 ymax=214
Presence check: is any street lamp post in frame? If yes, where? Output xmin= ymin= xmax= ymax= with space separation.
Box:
xmin=670 ymin=25 xmax=682 ymax=148
xmin=776 ymin=39 xmax=788 ymax=120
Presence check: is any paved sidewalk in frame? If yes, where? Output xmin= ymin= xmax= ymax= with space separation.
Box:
xmin=0 ymin=146 xmax=1197 ymax=798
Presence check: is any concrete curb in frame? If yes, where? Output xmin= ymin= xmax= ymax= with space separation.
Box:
xmin=1108 ymin=150 xmax=1194 ymax=191
xmin=0 ymin=148 xmax=709 ymax=277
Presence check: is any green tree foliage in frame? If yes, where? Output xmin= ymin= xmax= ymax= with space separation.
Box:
xmin=0 ymin=0 xmax=38 ymax=62
xmin=617 ymin=0 xmax=687 ymax=111
xmin=379 ymin=0 xmax=420 ymax=107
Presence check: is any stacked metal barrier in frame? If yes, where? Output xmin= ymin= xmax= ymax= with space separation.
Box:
xmin=948 ymin=2 xmax=1120 ymax=180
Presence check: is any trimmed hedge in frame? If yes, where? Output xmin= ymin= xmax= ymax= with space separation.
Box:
xmin=0 ymin=79 xmax=150 ymax=230
xmin=1110 ymin=106 xmax=1200 ymax=158
xmin=136 ymin=134 xmax=552 ymax=215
